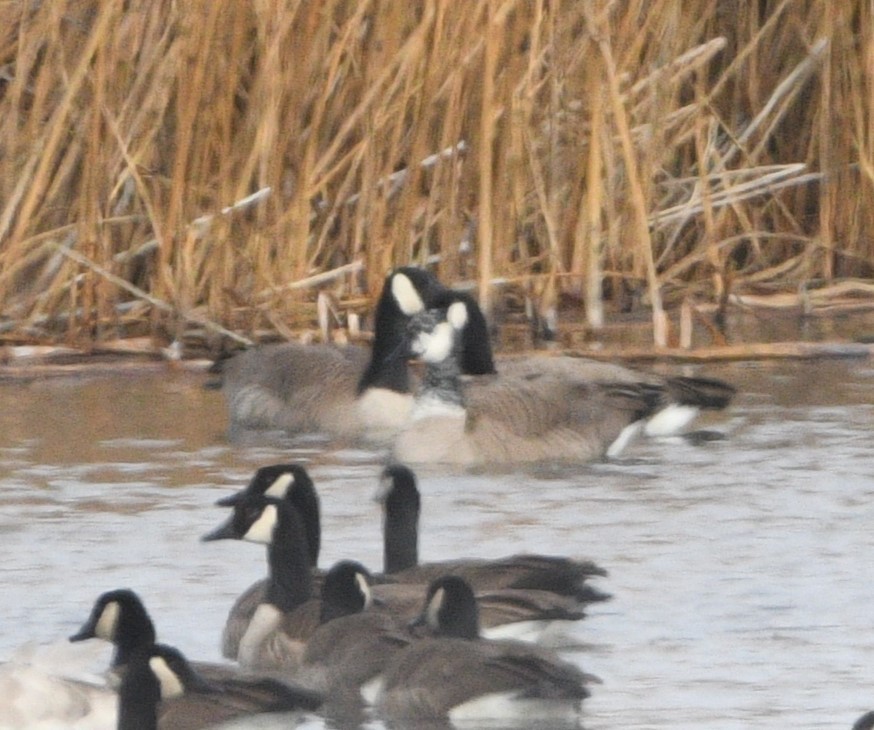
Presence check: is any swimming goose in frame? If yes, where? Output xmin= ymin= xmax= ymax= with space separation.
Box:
xmin=214 ymin=464 xmax=322 ymax=661
xmin=223 ymin=265 xmax=733 ymax=445
xmin=221 ymin=266 xmax=493 ymax=443
xmin=297 ymin=560 xmax=412 ymax=708
xmin=376 ymin=575 xmax=596 ymax=724
xmin=392 ymin=301 xmax=668 ymax=466
xmin=377 ymin=464 xmax=610 ymax=604
xmin=208 ymin=491 xmax=590 ymax=660
xmin=202 ymin=496 xmax=323 ymax=675
xmin=69 ymin=589 xmax=322 ymax=707
xmin=118 ymin=643 xmax=320 ymax=730
xmin=854 ymin=712 xmax=874 ymax=730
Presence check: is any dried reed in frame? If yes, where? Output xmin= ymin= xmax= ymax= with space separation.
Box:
xmin=0 ymin=0 xmax=871 ymax=351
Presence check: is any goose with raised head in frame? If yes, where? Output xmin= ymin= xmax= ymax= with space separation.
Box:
xmin=117 ymin=643 xmax=320 ymax=730
xmin=392 ymin=301 xmax=669 ymax=466
xmin=202 ymin=495 xmax=323 ymax=674
xmin=220 ymin=266 xmax=494 ymax=444
xmin=209 ymin=488 xmax=589 ymax=660
xmin=213 ymin=464 xmax=322 ymax=661
xmin=376 ymin=575 xmax=596 ymax=724
xmin=377 ymin=464 xmax=610 ymax=603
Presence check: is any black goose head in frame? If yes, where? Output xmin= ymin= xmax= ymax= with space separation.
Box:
xmin=203 ymin=495 xmax=313 ymax=612
xmin=70 ymin=588 xmax=156 ymax=668
xmin=319 ymin=560 xmax=374 ymax=624
xmin=407 ymin=301 xmax=469 ymax=365
xmin=118 ymin=644 xmax=216 ymax=730
xmin=360 ymin=267 xmax=496 ymax=393
xmin=215 ymin=464 xmax=320 ymax=567
xmin=411 ymin=575 xmax=480 ymax=641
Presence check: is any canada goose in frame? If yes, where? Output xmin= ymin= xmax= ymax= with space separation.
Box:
xmin=854 ymin=712 xmax=874 ymax=730
xmin=208 ymin=491 xmax=588 ymax=665
xmin=202 ymin=496 xmax=323 ymax=674
xmin=223 ymin=265 xmax=733 ymax=445
xmin=297 ymin=560 xmax=412 ymax=708
xmin=392 ymin=301 xmax=670 ymax=466
xmin=221 ymin=266 xmax=493 ymax=443
xmin=117 ymin=642 xmax=321 ymax=730
xmin=214 ymin=464 xmax=322 ymax=661
xmin=376 ymin=575 xmax=596 ymax=724
xmin=68 ymin=589 xmax=322 ymax=706
xmin=377 ymin=464 xmax=610 ymax=604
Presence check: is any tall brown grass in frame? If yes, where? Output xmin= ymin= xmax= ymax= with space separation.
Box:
xmin=0 ymin=0 xmax=871 ymax=349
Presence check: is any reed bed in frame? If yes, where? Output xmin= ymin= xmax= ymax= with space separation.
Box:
xmin=0 ymin=0 xmax=872 ymax=354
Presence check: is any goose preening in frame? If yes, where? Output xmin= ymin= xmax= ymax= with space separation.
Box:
xmin=375 ymin=575 xmax=596 ymax=724
xmin=392 ymin=301 xmax=669 ymax=465
xmin=220 ymin=266 xmax=734 ymax=450
xmin=220 ymin=267 xmax=494 ymax=444
xmin=393 ymin=300 xmax=735 ymax=465
xmin=117 ymin=643 xmax=320 ymax=730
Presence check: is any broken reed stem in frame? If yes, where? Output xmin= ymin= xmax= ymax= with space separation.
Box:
xmin=47 ymin=243 xmax=252 ymax=346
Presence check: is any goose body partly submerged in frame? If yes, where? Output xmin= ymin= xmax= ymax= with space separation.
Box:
xmin=376 ymin=575 xmax=596 ymax=724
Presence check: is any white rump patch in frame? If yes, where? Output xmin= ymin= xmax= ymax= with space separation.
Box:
xmin=391 ymin=273 xmax=425 ymax=316
xmin=607 ymin=421 xmax=643 ymax=458
xmin=644 ymin=404 xmax=699 ymax=437
xmin=244 ymin=504 xmax=278 ymax=545
xmin=265 ymin=472 xmax=295 ymax=498
xmin=94 ymin=601 xmax=120 ymax=641
xmin=148 ymin=656 xmax=184 ymax=700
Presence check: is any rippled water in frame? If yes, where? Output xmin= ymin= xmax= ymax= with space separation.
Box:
xmin=1 ymin=358 xmax=873 ymax=729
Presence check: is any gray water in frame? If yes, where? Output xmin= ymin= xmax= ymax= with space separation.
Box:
xmin=0 ymin=358 xmax=872 ymax=729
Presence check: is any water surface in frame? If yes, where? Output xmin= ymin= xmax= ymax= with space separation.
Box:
xmin=0 ymin=359 xmax=872 ymax=729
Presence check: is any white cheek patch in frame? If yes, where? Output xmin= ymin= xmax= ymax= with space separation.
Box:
xmin=446 ymin=301 xmax=468 ymax=329
xmin=149 ymin=656 xmax=185 ymax=699
xmin=265 ymin=472 xmax=294 ymax=498
xmin=355 ymin=572 xmax=373 ymax=609
xmin=426 ymin=587 xmax=445 ymax=630
xmin=391 ymin=273 xmax=425 ymax=316
xmin=418 ymin=322 xmax=455 ymax=363
xmin=244 ymin=504 xmax=278 ymax=544
xmin=94 ymin=601 xmax=120 ymax=640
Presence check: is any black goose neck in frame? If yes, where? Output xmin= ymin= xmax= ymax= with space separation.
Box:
xmin=265 ymin=502 xmax=314 ymax=612
xmin=287 ymin=482 xmax=320 ymax=568
xmin=113 ymin=604 xmax=157 ymax=669
xmin=384 ymin=488 xmax=420 ymax=574
xmin=117 ymin=667 xmax=160 ymax=730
